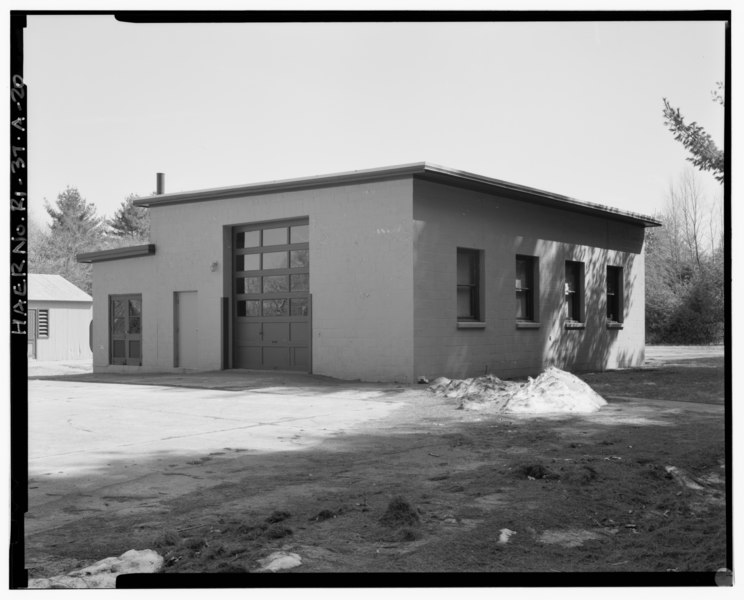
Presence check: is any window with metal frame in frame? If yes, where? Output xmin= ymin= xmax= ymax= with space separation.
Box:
xmin=606 ymin=266 xmax=623 ymax=323
xmin=516 ymin=255 xmax=538 ymax=321
xmin=565 ymin=260 xmax=584 ymax=323
xmin=234 ymin=222 xmax=310 ymax=320
xmin=37 ymin=309 xmax=49 ymax=338
xmin=110 ymin=294 xmax=142 ymax=366
xmin=457 ymin=248 xmax=481 ymax=321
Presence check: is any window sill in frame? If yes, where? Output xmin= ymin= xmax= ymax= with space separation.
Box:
xmin=607 ymin=322 xmax=624 ymax=329
xmin=516 ymin=321 xmax=541 ymax=329
xmin=564 ymin=321 xmax=585 ymax=330
xmin=457 ymin=321 xmax=486 ymax=329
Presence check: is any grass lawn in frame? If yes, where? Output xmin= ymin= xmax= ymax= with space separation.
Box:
xmin=26 ymin=356 xmax=727 ymax=579
xmin=580 ymin=357 xmax=725 ymax=405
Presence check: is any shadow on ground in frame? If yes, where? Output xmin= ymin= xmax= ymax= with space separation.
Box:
xmin=28 ymin=369 xmax=413 ymax=393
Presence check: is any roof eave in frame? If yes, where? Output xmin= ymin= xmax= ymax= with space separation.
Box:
xmin=29 ymin=297 xmax=92 ymax=303
xmin=132 ymin=161 xmax=660 ymax=228
xmin=77 ymin=244 xmax=156 ymax=264
xmin=133 ymin=163 xmax=428 ymax=208
xmin=416 ymin=164 xmax=662 ymax=228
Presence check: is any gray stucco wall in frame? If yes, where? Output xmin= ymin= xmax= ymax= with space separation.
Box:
xmin=412 ymin=179 xmax=646 ymax=380
xmin=91 ymin=178 xmax=415 ymax=382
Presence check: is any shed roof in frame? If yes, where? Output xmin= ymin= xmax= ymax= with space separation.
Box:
xmin=77 ymin=243 xmax=156 ymax=264
xmin=28 ymin=274 xmax=92 ymax=303
xmin=134 ymin=162 xmax=661 ymax=227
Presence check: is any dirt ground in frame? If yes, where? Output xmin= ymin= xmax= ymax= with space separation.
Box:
xmin=24 ymin=351 xmax=727 ymax=580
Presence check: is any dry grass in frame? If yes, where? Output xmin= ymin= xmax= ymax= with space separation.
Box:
xmin=580 ymin=357 xmax=725 ymax=404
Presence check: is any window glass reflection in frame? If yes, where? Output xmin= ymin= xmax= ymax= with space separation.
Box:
xmin=262 ymin=227 xmax=287 ymax=246
xmin=263 ymin=252 xmax=288 ymax=269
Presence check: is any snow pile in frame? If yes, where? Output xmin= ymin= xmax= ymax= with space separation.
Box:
xmin=256 ymin=551 xmax=302 ymax=572
xmin=506 ymin=367 xmax=607 ymax=413
xmin=429 ymin=367 xmax=606 ymax=414
xmin=28 ymin=549 xmax=164 ymax=589
xmin=428 ymin=374 xmax=513 ymax=411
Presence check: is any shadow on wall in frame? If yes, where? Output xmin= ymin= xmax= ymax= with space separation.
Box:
xmin=432 ymin=243 xmax=645 ymax=380
xmin=537 ymin=243 xmax=643 ymax=373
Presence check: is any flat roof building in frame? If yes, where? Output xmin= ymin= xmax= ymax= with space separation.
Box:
xmin=78 ymin=163 xmax=659 ymax=383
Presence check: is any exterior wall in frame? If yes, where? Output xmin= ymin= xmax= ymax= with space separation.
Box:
xmin=413 ymin=179 xmax=646 ymax=380
xmin=92 ymin=178 xmax=415 ymax=382
xmin=29 ymin=300 xmax=93 ymax=361
xmin=91 ymin=254 xmax=160 ymax=372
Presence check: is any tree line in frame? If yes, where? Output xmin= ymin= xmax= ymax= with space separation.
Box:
xmin=29 ymin=189 xmax=150 ymax=294
xmin=645 ymin=170 xmax=723 ymax=344
xmin=647 ymin=82 xmax=725 ymax=344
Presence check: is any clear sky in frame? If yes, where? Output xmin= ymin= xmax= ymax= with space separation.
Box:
xmin=24 ymin=15 xmax=726 ymax=223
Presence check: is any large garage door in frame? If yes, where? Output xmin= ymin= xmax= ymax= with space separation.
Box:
xmin=233 ymin=219 xmax=310 ymax=371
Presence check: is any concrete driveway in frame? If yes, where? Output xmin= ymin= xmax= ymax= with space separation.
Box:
xmin=27 ymin=377 xmax=413 ymax=536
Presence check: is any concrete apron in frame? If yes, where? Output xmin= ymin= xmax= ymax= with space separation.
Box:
xmin=27 ymin=379 xmax=409 ymax=536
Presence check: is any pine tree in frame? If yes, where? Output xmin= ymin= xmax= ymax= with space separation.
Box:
xmin=45 ymin=186 xmax=103 ymax=238
xmin=37 ymin=187 xmax=104 ymax=293
xmin=662 ymin=82 xmax=725 ymax=183
xmin=108 ymin=194 xmax=150 ymax=240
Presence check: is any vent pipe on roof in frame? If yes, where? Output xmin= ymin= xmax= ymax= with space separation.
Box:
xmin=156 ymin=173 xmax=165 ymax=195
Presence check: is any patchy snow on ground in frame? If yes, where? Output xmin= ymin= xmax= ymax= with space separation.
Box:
xmin=429 ymin=367 xmax=607 ymax=414
xmin=497 ymin=528 xmax=517 ymax=544
xmin=28 ymin=549 xmax=163 ymax=588
xmin=256 ymin=551 xmax=302 ymax=572
xmin=537 ymin=528 xmax=606 ymax=548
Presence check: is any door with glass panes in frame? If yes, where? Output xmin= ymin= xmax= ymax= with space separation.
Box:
xmin=233 ymin=219 xmax=310 ymax=371
xmin=110 ymin=294 xmax=142 ymax=366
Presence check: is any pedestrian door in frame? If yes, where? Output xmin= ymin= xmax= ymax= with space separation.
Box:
xmin=233 ymin=219 xmax=310 ymax=371
xmin=174 ymin=291 xmax=198 ymax=368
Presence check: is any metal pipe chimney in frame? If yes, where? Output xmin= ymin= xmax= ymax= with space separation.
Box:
xmin=156 ymin=173 xmax=165 ymax=195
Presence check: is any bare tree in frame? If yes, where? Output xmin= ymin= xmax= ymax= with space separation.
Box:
xmin=708 ymin=190 xmax=724 ymax=256
xmin=646 ymin=170 xmax=724 ymax=344
xmin=661 ymin=181 xmax=686 ymax=283
xmin=664 ymin=169 xmax=713 ymax=272
xmin=680 ymin=169 xmax=704 ymax=269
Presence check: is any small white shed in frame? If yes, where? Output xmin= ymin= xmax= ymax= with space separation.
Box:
xmin=28 ymin=274 xmax=93 ymax=361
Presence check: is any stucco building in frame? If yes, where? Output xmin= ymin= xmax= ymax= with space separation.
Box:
xmin=28 ymin=274 xmax=93 ymax=361
xmin=78 ymin=163 xmax=659 ymax=383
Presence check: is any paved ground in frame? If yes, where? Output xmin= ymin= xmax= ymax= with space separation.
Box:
xmin=26 ymin=377 xmax=417 ymax=536
xmin=27 ymin=359 xmax=93 ymax=378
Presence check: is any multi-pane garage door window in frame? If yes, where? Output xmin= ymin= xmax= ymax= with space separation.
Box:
xmin=235 ymin=224 xmax=310 ymax=319
xmin=110 ymin=294 xmax=142 ymax=366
